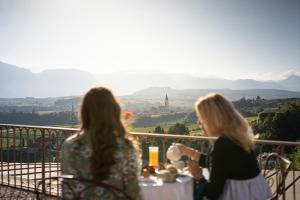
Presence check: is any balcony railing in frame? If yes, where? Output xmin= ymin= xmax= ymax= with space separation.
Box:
xmin=0 ymin=124 xmax=299 ymax=199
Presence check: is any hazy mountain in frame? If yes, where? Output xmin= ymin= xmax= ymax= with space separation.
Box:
xmin=96 ymin=73 xmax=227 ymax=94
xmin=36 ymin=69 xmax=97 ymax=97
xmin=0 ymin=61 xmax=37 ymax=97
xmin=130 ymin=87 xmax=300 ymax=100
xmin=96 ymin=72 xmax=300 ymax=95
xmin=0 ymin=61 xmax=98 ymax=98
xmin=1 ymin=61 xmax=300 ymax=98
xmin=279 ymin=75 xmax=300 ymax=91
xmin=231 ymin=79 xmax=284 ymax=90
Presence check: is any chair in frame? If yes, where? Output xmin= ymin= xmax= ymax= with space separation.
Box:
xmin=36 ymin=174 xmax=135 ymax=200
xmin=259 ymin=153 xmax=292 ymax=200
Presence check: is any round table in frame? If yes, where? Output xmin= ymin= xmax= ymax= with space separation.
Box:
xmin=139 ymin=175 xmax=194 ymax=200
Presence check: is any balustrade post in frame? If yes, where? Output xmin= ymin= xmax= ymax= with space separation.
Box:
xmin=200 ymin=142 xmax=204 ymax=152
xmin=0 ymin=127 xmax=3 ymax=185
xmin=41 ymin=129 xmax=46 ymax=194
xmin=162 ymin=139 xmax=166 ymax=163
xmin=292 ymin=148 xmax=296 ymax=200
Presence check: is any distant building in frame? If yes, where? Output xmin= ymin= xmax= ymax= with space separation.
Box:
xmin=147 ymin=94 xmax=171 ymax=114
xmin=165 ymin=94 xmax=169 ymax=108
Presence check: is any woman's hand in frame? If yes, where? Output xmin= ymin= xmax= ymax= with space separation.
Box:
xmin=174 ymin=143 xmax=200 ymax=161
xmin=173 ymin=143 xmax=189 ymax=155
xmin=187 ymin=159 xmax=203 ymax=180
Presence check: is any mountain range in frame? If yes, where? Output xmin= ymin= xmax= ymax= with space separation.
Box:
xmin=1 ymin=61 xmax=300 ymax=98
xmin=0 ymin=61 xmax=97 ymax=97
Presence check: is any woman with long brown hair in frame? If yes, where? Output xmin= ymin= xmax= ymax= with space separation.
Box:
xmin=176 ymin=93 xmax=271 ymax=200
xmin=61 ymin=86 xmax=140 ymax=199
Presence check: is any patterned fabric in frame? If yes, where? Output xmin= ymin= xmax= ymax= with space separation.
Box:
xmin=61 ymin=132 xmax=141 ymax=200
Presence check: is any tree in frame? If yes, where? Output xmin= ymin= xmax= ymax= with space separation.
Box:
xmin=154 ymin=126 xmax=164 ymax=133
xmin=252 ymin=100 xmax=300 ymax=141
xmin=270 ymin=101 xmax=300 ymax=141
xmin=256 ymin=96 xmax=261 ymax=101
xmin=168 ymin=123 xmax=189 ymax=135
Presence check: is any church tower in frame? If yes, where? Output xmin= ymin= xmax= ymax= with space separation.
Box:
xmin=70 ymin=102 xmax=76 ymax=125
xmin=164 ymin=94 xmax=169 ymax=108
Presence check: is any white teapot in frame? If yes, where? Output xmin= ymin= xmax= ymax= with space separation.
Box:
xmin=166 ymin=144 xmax=182 ymax=162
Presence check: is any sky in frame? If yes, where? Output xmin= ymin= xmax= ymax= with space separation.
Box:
xmin=0 ymin=0 xmax=300 ymax=80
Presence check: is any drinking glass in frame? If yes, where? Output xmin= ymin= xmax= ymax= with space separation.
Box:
xmin=149 ymin=146 xmax=159 ymax=167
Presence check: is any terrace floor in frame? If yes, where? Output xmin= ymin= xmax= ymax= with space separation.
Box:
xmin=284 ymin=171 xmax=300 ymax=199
xmin=0 ymin=185 xmax=38 ymax=199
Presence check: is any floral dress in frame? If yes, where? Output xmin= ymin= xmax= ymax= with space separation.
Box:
xmin=60 ymin=132 xmax=141 ymax=200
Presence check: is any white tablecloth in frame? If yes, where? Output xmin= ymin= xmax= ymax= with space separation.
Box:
xmin=139 ymin=175 xmax=194 ymax=200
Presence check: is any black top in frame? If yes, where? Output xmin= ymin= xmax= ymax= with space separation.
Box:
xmin=199 ymin=136 xmax=260 ymax=200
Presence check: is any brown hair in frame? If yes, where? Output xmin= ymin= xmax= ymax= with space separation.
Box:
xmin=195 ymin=93 xmax=254 ymax=152
xmin=80 ymin=86 xmax=127 ymax=181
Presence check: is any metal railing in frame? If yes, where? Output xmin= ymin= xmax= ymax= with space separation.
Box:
xmin=0 ymin=124 xmax=299 ymax=199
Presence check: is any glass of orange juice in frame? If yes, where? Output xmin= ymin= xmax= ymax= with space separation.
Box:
xmin=149 ymin=146 xmax=159 ymax=167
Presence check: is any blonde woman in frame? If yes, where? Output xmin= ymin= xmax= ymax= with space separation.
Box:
xmin=61 ymin=86 xmax=140 ymax=200
xmin=176 ymin=93 xmax=271 ymax=200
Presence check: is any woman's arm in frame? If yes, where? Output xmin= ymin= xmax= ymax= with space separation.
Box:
xmin=203 ymin=140 xmax=227 ymax=199
xmin=187 ymin=159 xmax=203 ymax=180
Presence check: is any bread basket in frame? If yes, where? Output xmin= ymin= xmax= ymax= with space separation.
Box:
xmin=156 ymin=169 xmax=179 ymax=182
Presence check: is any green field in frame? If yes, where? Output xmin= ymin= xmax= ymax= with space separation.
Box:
xmin=131 ymin=123 xmax=204 ymax=136
xmin=46 ymin=114 xmax=258 ymax=137
xmin=132 ymin=115 xmax=259 ymax=136
xmin=246 ymin=116 xmax=258 ymax=123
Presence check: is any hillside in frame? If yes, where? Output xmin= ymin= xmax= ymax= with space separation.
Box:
xmin=129 ymin=87 xmax=300 ymax=100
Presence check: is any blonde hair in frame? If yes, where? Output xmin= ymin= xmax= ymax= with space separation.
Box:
xmin=195 ymin=93 xmax=254 ymax=152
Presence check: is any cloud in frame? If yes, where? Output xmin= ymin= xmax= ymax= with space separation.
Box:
xmin=254 ymin=72 xmax=281 ymax=81
xmin=237 ymin=72 xmax=282 ymax=81
xmin=241 ymin=69 xmax=300 ymax=81
xmin=279 ymin=69 xmax=300 ymax=79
